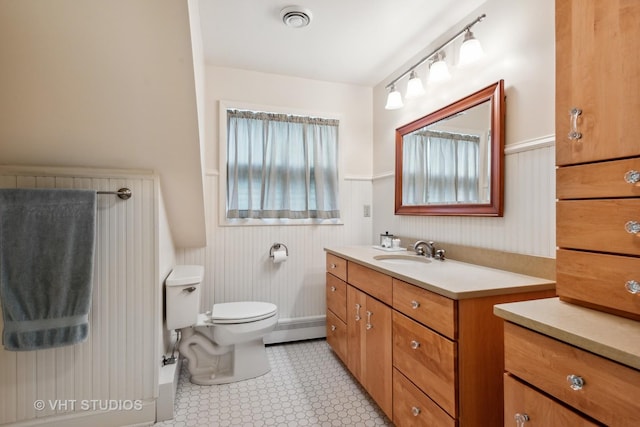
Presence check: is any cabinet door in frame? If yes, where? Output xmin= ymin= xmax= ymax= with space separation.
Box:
xmin=556 ymin=0 xmax=640 ymax=165
xmin=504 ymin=374 xmax=599 ymax=427
xmin=364 ymin=295 xmax=392 ymax=418
xmin=326 ymin=310 xmax=347 ymax=363
xmin=346 ymin=285 xmax=366 ymax=383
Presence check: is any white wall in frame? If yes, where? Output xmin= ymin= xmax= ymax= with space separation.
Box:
xmin=0 ymin=0 xmax=207 ymax=248
xmin=372 ymin=0 xmax=556 ymax=257
xmin=176 ymin=66 xmax=373 ymax=322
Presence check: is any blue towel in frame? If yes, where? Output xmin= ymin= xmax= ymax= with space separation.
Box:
xmin=0 ymin=188 xmax=97 ymax=351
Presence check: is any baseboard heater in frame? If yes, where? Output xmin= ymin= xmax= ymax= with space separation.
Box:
xmin=264 ymin=315 xmax=326 ymax=344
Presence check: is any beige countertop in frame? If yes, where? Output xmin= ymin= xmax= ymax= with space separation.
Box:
xmin=494 ymin=297 xmax=640 ymax=370
xmin=325 ymin=245 xmax=555 ymax=300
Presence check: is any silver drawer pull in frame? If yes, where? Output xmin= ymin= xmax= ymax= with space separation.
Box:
xmin=410 ymin=340 xmax=420 ymax=350
xmin=331 ymin=325 xmax=336 ymax=331
xmin=626 ymin=280 xmax=640 ymax=295
xmin=567 ymin=374 xmax=584 ymax=391
xmin=568 ymin=108 xmax=582 ymax=140
xmin=411 ymin=406 xmax=421 ymax=416
xmin=625 ymin=221 xmax=640 ymax=235
xmin=355 ymin=303 xmax=361 ymax=321
xmin=366 ymin=311 xmax=373 ymax=330
xmin=625 ymin=170 xmax=640 ymax=184
xmin=330 ymin=263 xmax=337 ymax=269
xmin=514 ymin=413 xmax=529 ymax=426
xmin=411 ymin=300 xmax=420 ymax=309
xmin=330 ymin=286 xmax=336 ymax=292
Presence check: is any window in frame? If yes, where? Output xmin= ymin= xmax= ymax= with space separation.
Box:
xmin=226 ymin=109 xmax=340 ymax=220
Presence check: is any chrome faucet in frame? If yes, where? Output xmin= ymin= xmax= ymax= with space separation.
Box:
xmin=413 ymin=240 xmax=436 ymax=258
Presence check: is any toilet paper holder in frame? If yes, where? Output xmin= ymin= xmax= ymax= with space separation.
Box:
xmin=269 ymin=243 xmax=289 ymax=258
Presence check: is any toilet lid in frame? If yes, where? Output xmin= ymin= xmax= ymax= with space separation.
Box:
xmin=211 ymin=301 xmax=277 ymax=324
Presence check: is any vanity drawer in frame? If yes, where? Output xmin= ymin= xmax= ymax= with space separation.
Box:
xmin=326 ymin=253 xmax=347 ymax=281
xmin=393 ymin=368 xmax=455 ymax=427
xmin=557 ymin=157 xmax=640 ymax=199
xmin=504 ymin=374 xmax=599 ymax=427
xmin=557 ymin=199 xmax=640 ymax=256
xmin=326 ymin=310 xmax=347 ymax=364
xmin=348 ymin=261 xmax=392 ymax=305
xmin=392 ymin=311 xmax=456 ymax=417
xmin=326 ymin=273 xmax=347 ymax=322
xmin=557 ymin=249 xmax=640 ymax=319
xmin=393 ymin=279 xmax=456 ymax=340
xmin=504 ymin=322 xmax=640 ymax=426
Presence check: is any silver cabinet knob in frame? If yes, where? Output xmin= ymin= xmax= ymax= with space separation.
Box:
xmin=330 ymin=325 xmax=336 ymax=331
xmin=330 ymin=286 xmax=336 ymax=292
xmin=411 ymin=406 xmax=421 ymax=416
xmin=330 ymin=263 xmax=337 ymax=269
xmin=411 ymin=300 xmax=420 ymax=309
xmin=567 ymin=374 xmax=584 ymax=391
xmin=514 ymin=413 xmax=529 ymax=426
xmin=625 ymin=221 xmax=640 ymax=235
xmin=625 ymin=280 xmax=640 ymax=295
xmin=625 ymin=170 xmax=640 ymax=184
xmin=410 ymin=340 xmax=420 ymax=350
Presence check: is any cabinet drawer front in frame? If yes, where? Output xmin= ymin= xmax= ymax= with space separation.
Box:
xmin=326 ymin=273 xmax=347 ymax=321
xmin=326 ymin=253 xmax=347 ymax=281
xmin=557 ymin=158 xmax=640 ymax=199
xmin=348 ymin=261 xmax=392 ymax=305
xmin=557 ymin=249 xmax=640 ymax=319
xmin=504 ymin=374 xmax=599 ymax=427
xmin=393 ymin=279 xmax=456 ymax=339
xmin=393 ymin=369 xmax=455 ymax=427
xmin=392 ymin=312 xmax=456 ymax=417
xmin=557 ymin=199 xmax=640 ymax=255
xmin=504 ymin=323 xmax=640 ymax=426
xmin=326 ymin=310 xmax=347 ymax=364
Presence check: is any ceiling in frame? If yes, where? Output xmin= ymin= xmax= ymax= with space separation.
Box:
xmin=198 ymin=0 xmax=487 ymax=87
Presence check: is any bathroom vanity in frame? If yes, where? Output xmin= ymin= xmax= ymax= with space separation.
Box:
xmin=325 ymin=246 xmax=555 ymax=426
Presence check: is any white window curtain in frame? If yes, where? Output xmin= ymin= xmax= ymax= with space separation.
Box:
xmin=227 ymin=109 xmax=340 ymax=219
xmin=402 ymin=130 xmax=480 ymax=204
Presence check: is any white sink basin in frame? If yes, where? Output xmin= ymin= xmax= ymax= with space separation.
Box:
xmin=373 ymin=254 xmax=431 ymax=265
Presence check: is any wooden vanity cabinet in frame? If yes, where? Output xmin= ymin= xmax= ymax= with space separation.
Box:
xmin=326 ymin=253 xmax=554 ymax=426
xmin=555 ymin=0 xmax=640 ymax=321
xmin=504 ymin=322 xmax=640 ymax=426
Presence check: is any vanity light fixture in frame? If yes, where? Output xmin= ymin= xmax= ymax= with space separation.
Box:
xmin=384 ymin=14 xmax=486 ymax=110
xmin=427 ymin=52 xmax=451 ymax=84
xmin=384 ymin=84 xmax=404 ymax=110
xmin=405 ymin=69 xmax=426 ymax=99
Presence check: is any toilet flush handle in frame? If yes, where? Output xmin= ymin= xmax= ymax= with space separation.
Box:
xmin=183 ymin=286 xmax=197 ymax=293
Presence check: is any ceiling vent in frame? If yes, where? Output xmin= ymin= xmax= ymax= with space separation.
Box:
xmin=280 ymin=6 xmax=312 ymax=28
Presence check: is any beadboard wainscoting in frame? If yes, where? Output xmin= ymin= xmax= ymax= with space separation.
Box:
xmin=176 ymin=173 xmax=373 ymax=341
xmin=0 ymin=168 xmax=161 ymax=426
xmin=373 ymin=137 xmax=556 ymax=259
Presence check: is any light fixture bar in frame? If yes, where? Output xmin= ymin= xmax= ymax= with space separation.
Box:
xmin=385 ymin=14 xmax=486 ymax=90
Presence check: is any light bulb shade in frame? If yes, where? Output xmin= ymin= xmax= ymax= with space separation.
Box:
xmin=405 ymin=70 xmax=425 ymax=99
xmin=428 ymin=58 xmax=451 ymax=84
xmin=385 ymin=86 xmax=403 ymax=109
xmin=459 ymin=31 xmax=484 ymax=66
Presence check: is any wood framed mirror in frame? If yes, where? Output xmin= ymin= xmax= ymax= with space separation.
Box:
xmin=395 ymin=80 xmax=505 ymax=216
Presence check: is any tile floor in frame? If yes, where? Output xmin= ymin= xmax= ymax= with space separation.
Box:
xmin=154 ymin=339 xmax=392 ymax=427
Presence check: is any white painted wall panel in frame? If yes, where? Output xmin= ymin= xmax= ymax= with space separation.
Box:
xmin=0 ymin=169 xmax=158 ymax=425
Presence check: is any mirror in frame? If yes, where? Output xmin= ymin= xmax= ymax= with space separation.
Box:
xmin=395 ymin=80 xmax=505 ymax=216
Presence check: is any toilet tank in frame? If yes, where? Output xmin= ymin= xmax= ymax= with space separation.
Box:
xmin=165 ymin=265 xmax=204 ymax=330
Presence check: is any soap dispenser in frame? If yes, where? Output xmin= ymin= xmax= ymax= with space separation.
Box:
xmin=379 ymin=231 xmax=394 ymax=248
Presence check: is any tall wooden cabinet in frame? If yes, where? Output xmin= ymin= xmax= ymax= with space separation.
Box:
xmin=555 ymin=0 xmax=640 ymax=320
xmin=501 ymin=2 xmax=640 ymax=425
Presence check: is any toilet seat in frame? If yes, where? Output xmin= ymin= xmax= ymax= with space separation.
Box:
xmin=211 ymin=302 xmax=277 ymax=324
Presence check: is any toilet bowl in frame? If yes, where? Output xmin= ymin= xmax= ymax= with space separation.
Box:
xmin=165 ymin=265 xmax=278 ymax=385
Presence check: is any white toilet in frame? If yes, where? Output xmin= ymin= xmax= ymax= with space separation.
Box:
xmin=165 ymin=265 xmax=278 ymax=385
